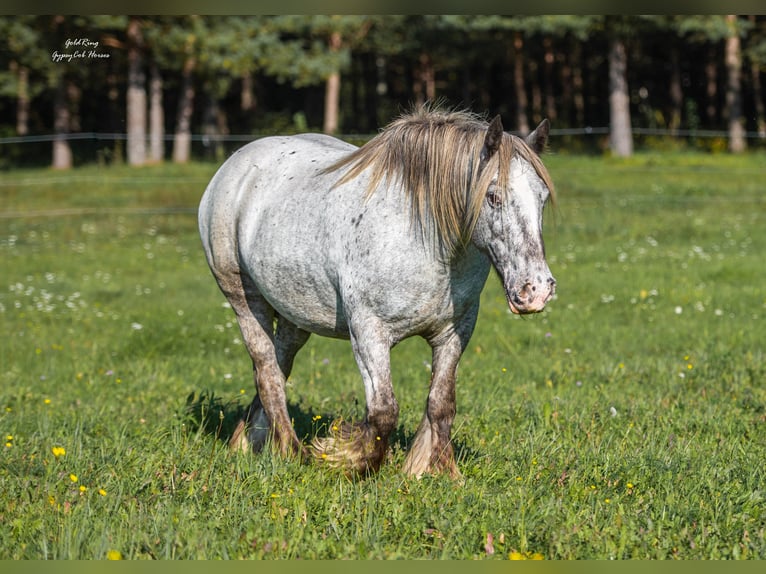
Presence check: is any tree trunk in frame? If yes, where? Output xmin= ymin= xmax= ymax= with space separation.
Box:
xmin=16 ymin=64 xmax=29 ymax=136
xmin=173 ymin=54 xmax=196 ymax=164
xmin=512 ymin=32 xmax=530 ymax=135
xmin=530 ymin=59 xmax=542 ymax=125
xmin=126 ymin=17 xmax=146 ymax=166
xmin=203 ymin=96 xmax=226 ymax=161
xmin=52 ymin=74 xmax=72 ymax=170
xmin=67 ymin=81 xmax=81 ymax=133
xmin=572 ymin=41 xmax=585 ymax=126
xmin=462 ymin=62 xmax=473 ymax=112
xmin=149 ymin=63 xmax=164 ymax=163
xmin=705 ymin=46 xmax=718 ymax=127
xmin=749 ymin=16 xmax=766 ymax=138
xmin=241 ymin=71 xmax=255 ymax=112
xmin=669 ymin=46 xmax=683 ymax=135
xmin=725 ymin=15 xmax=746 ymax=153
xmin=608 ymin=34 xmax=633 ymax=157
xmin=324 ymin=72 xmax=341 ymax=135
xmin=751 ymin=58 xmax=766 ymax=138
xmin=323 ymin=31 xmax=342 ymax=135
xmin=362 ymin=52 xmax=379 ymax=131
xmin=107 ymin=72 xmax=123 ymax=163
xmin=413 ymin=51 xmax=436 ymax=108
xmin=543 ymin=36 xmax=556 ymax=122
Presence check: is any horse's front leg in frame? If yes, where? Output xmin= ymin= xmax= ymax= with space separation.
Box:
xmin=312 ymin=315 xmax=398 ymax=475
xmin=403 ymin=323 xmax=474 ymax=479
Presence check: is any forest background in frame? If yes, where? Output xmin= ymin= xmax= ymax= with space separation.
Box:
xmin=1 ymin=14 xmax=766 ymax=170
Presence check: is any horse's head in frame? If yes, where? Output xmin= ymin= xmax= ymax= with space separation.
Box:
xmin=471 ymin=117 xmax=556 ymax=315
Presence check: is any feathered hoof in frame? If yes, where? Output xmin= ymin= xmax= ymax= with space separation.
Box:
xmin=229 ymin=418 xmax=308 ymax=462
xmin=402 ymin=429 xmax=462 ymax=480
xmin=310 ymin=420 xmax=387 ymax=476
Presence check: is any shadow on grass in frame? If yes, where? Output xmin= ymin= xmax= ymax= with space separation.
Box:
xmin=181 ymin=390 xmax=482 ymax=472
xmin=182 ymin=390 xmax=322 ymax=446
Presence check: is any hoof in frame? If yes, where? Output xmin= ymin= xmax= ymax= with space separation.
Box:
xmin=228 ymin=404 xmax=270 ymax=454
xmin=311 ymin=420 xmax=387 ymax=476
xmin=402 ymin=426 xmax=461 ymax=480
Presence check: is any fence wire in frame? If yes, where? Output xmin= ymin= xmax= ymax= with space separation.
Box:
xmin=2 ymin=127 xmax=766 ymax=146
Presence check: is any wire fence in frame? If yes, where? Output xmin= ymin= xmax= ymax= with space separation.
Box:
xmin=1 ymin=127 xmax=764 ymax=171
xmin=2 ymin=127 xmax=766 ymax=146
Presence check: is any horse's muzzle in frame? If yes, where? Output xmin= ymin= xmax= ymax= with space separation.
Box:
xmin=507 ymin=276 xmax=556 ymax=315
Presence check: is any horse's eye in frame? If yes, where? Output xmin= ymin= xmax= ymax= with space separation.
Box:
xmin=487 ymin=190 xmax=502 ymax=208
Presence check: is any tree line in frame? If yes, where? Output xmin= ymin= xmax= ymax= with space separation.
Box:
xmin=1 ymin=15 xmax=765 ymax=169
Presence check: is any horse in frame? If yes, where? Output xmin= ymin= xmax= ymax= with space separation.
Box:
xmin=198 ymin=108 xmax=556 ymax=478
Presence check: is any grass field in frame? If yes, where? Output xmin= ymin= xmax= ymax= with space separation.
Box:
xmin=1 ymin=151 xmax=765 ymax=559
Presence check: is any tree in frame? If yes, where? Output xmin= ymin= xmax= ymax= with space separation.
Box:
xmin=264 ymin=16 xmax=370 ymax=134
xmin=143 ymin=16 xmax=207 ymax=164
xmin=148 ymin=62 xmax=164 ymax=163
xmin=745 ymin=15 xmax=766 ymax=137
xmin=173 ymin=42 xmax=196 ymax=164
xmin=0 ymin=16 xmax=76 ymax=167
xmin=51 ymin=73 xmax=72 ymax=169
xmin=0 ymin=17 xmax=45 ymax=136
xmin=605 ymin=17 xmax=633 ymax=157
xmin=725 ymin=15 xmax=747 ymax=153
xmin=126 ymin=17 xmax=146 ymax=166
xmin=523 ymin=16 xmax=598 ymax=129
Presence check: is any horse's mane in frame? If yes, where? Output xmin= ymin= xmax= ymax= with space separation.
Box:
xmin=322 ymin=106 xmax=554 ymax=254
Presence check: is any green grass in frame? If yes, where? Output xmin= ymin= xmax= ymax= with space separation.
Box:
xmin=1 ymin=152 xmax=765 ymax=559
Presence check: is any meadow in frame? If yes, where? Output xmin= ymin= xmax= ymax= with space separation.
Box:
xmin=0 ymin=150 xmax=764 ymax=559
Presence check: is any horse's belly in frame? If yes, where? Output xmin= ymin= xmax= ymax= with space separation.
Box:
xmin=242 ymin=226 xmax=349 ymax=339
xmin=260 ymin=276 xmax=348 ymax=339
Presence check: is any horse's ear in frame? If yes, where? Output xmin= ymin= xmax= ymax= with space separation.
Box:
xmin=482 ymin=115 xmax=504 ymax=160
xmin=526 ymin=119 xmax=550 ymax=155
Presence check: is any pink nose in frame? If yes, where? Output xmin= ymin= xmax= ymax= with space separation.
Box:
xmin=508 ymin=276 xmax=556 ymax=314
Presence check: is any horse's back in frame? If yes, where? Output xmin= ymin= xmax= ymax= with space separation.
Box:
xmin=291 ymin=132 xmax=358 ymax=153
xmin=199 ymin=133 xmax=355 ymax=257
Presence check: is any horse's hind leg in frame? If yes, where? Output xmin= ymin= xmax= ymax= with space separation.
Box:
xmin=219 ymin=271 xmax=309 ymax=458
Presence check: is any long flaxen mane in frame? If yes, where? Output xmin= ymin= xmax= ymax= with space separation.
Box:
xmin=323 ymin=107 xmax=555 ymax=253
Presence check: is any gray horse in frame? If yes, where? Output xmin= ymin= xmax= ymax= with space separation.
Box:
xmin=198 ymin=108 xmax=556 ymax=477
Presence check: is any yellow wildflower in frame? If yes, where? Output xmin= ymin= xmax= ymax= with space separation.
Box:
xmin=69 ymin=473 xmax=78 ymax=483
xmin=99 ymin=489 xmax=107 ymax=496
xmin=509 ymin=551 xmax=544 ymax=560
xmin=52 ymin=446 xmax=66 ymax=458
xmin=106 ymin=550 xmax=123 ymax=560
